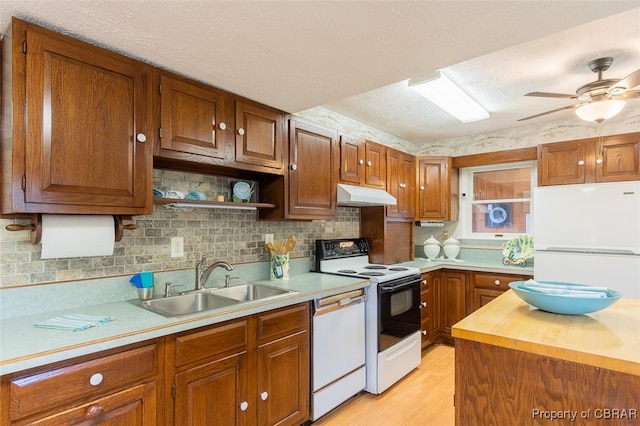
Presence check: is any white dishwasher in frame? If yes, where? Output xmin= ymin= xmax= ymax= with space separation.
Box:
xmin=311 ymin=288 xmax=367 ymax=421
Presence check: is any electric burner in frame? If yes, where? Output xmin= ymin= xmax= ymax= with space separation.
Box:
xmin=337 ymin=269 xmax=357 ymax=274
xmin=364 ymin=265 xmax=387 ymax=270
xmin=358 ymin=272 xmax=385 ymax=277
xmin=389 ymin=267 xmax=408 ymax=271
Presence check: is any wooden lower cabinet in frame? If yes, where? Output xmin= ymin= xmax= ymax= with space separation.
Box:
xmin=169 ymin=303 xmax=310 ymax=426
xmin=467 ymin=271 xmax=532 ymax=314
xmin=419 ymin=271 xmax=441 ymax=348
xmin=440 ymin=271 xmax=466 ymax=338
xmin=420 ymin=270 xmax=532 ymax=347
xmin=1 ymin=342 xmax=160 ymax=426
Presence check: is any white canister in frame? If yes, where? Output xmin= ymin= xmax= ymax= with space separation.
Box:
xmin=443 ymin=236 xmax=461 ymax=259
xmin=423 ymin=235 xmax=441 ymax=260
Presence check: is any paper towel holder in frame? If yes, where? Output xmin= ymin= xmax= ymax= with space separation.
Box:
xmin=5 ymin=214 xmax=136 ymax=243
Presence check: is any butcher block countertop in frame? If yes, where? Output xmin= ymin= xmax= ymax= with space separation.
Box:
xmin=452 ymin=290 xmax=640 ymax=376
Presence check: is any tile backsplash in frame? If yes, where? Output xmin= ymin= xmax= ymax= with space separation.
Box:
xmin=0 ymin=169 xmax=360 ymax=287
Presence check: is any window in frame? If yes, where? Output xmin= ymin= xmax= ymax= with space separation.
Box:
xmin=459 ymin=161 xmax=536 ymax=239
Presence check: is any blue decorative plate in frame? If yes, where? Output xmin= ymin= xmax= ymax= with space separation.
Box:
xmin=509 ymin=281 xmax=621 ymax=315
xmin=232 ymin=181 xmax=252 ymax=202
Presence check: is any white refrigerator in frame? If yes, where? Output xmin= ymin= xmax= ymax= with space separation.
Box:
xmin=534 ymin=181 xmax=640 ymax=299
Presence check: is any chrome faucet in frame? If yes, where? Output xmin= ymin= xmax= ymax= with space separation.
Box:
xmin=196 ymin=255 xmax=234 ymax=290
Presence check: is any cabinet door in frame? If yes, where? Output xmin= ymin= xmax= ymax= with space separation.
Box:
xmin=364 ymin=141 xmax=386 ymax=189
xmin=440 ymin=271 xmax=466 ymax=335
xmin=20 ymin=20 xmax=152 ymax=214
xmin=386 ymin=149 xmax=415 ymax=218
xmin=288 ymin=118 xmax=338 ymax=219
xmin=158 ymin=73 xmax=228 ymax=160
xmin=339 ymin=133 xmax=365 ymax=184
xmin=18 ymin=382 xmax=156 ymax=426
xmin=235 ymin=101 xmax=284 ymax=171
xmin=256 ymin=332 xmax=309 ymax=426
xmin=174 ymin=353 xmax=249 ymax=426
xmin=538 ymin=140 xmax=589 ymax=186
xmin=469 ymin=272 xmax=532 ymax=313
xmin=597 ymin=133 xmax=640 ymax=182
xmin=416 ymin=157 xmax=451 ymax=220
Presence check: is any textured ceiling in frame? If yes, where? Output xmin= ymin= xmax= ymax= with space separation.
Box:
xmin=1 ymin=1 xmax=639 ymax=144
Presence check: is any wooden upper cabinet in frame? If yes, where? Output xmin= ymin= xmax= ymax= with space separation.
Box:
xmin=597 ymin=133 xmax=640 ymax=182
xmin=234 ymin=100 xmax=285 ymax=171
xmin=287 ymin=117 xmax=338 ymax=219
xmin=538 ymin=132 xmax=640 ymax=186
xmin=416 ymin=156 xmax=458 ymax=221
xmin=339 ymin=133 xmax=365 ymax=185
xmin=338 ymin=135 xmax=388 ymax=189
xmin=364 ymin=141 xmax=387 ymax=189
xmin=2 ymin=18 xmax=153 ymax=214
xmin=156 ymin=71 xmax=228 ymax=161
xmin=386 ymin=148 xmax=415 ymax=219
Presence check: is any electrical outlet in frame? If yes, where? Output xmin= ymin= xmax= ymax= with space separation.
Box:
xmin=264 ymin=234 xmax=274 ymax=244
xmin=170 ymin=237 xmax=184 ymax=258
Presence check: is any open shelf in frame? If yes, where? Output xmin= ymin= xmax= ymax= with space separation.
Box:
xmin=153 ymin=198 xmax=276 ymax=211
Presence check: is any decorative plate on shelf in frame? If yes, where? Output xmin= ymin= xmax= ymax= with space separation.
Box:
xmin=232 ymin=181 xmax=253 ymax=202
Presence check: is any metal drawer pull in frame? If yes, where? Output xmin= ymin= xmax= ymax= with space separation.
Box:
xmin=495 ymin=280 xmax=501 ymax=286
xmin=240 ymin=401 xmax=249 ymax=411
xmin=85 ymin=405 xmax=104 ymax=418
xmin=218 ymin=122 xmax=227 ymax=130
xmin=136 ymin=133 xmax=146 ymax=143
xmin=237 ymin=128 xmax=245 ymax=136
xmin=261 ymin=391 xmax=269 ymax=400
xmin=419 ymin=301 xmax=427 ymax=309
xmin=89 ymin=373 xmax=103 ymax=386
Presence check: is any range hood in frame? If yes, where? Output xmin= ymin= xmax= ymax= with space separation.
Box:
xmin=337 ymin=184 xmax=396 ymax=207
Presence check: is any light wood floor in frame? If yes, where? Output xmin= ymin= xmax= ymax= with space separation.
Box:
xmin=313 ymin=344 xmax=455 ymax=426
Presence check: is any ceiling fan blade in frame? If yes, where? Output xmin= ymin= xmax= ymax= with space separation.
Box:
xmin=525 ymin=91 xmax=577 ymax=99
xmin=608 ymin=68 xmax=640 ymax=95
xmin=517 ymin=104 xmax=579 ymax=122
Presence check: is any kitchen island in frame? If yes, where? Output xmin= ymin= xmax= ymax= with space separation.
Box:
xmin=452 ymin=290 xmax=640 ymax=425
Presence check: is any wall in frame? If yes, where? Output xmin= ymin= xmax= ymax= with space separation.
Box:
xmin=0 ymin=170 xmax=360 ymax=287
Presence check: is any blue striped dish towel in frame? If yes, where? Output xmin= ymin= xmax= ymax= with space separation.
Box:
xmin=34 ymin=314 xmax=116 ymax=332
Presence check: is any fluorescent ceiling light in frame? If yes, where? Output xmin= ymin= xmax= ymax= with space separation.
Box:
xmin=409 ymin=71 xmax=489 ymax=123
xmin=575 ymin=100 xmax=625 ymax=123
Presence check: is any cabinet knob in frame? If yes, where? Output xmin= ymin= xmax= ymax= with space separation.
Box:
xmin=358 ymin=159 xmax=364 ymax=165
xmin=218 ymin=122 xmax=227 ymax=130
xmin=89 ymin=373 xmax=103 ymax=386
xmin=494 ymin=280 xmax=501 ymax=286
xmin=578 ymin=160 xmax=585 ymax=166
xmin=260 ymin=391 xmax=269 ymax=400
xmin=419 ymin=301 xmax=427 ymax=309
xmin=237 ymin=128 xmax=245 ymax=136
xmin=422 ymin=330 xmax=427 ymax=336
xmin=290 ymin=164 xmax=298 ymax=171
xmin=136 ymin=133 xmax=147 ymax=143
xmin=399 ymin=183 xmax=405 ymax=188
xmin=420 ymin=185 xmax=425 ymax=191
xmin=85 ymin=405 xmax=104 ymax=419
xmin=240 ymin=401 xmax=249 ymax=411
xmin=596 ymin=158 xmax=603 ymax=164
xmin=422 ymin=279 xmax=427 ymax=286
xmin=367 ymin=161 xmax=372 ymax=166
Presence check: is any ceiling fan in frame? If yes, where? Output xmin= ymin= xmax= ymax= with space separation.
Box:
xmin=518 ymin=57 xmax=640 ymax=123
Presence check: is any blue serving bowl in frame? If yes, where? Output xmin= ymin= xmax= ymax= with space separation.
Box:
xmin=508 ymin=281 xmax=622 ymax=315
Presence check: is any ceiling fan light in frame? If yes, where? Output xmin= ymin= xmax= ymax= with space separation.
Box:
xmin=409 ymin=71 xmax=489 ymax=123
xmin=575 ymin=100 xmax=625 ymax=123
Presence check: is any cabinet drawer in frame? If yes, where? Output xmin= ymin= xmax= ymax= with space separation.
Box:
xmin=10 ymin=344 xmax=157 ymax=420
xmin=175 ymin=319 xmax=248 ymax=367
xmin=473 ymin=273 xmax=531 ymax=290
xmin=256 ymin=303 xmax=309 ymax=344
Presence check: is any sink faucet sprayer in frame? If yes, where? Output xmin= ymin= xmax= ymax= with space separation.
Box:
xmin=196 ymin=255 xmax=234 ymax=290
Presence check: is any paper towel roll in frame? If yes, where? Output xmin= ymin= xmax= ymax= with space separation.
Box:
xmin=40 ymin=215 xmax=115 ymax=259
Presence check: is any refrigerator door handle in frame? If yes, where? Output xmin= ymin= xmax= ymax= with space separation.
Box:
xmin=543 ymin=247 xmax=637 ymax=256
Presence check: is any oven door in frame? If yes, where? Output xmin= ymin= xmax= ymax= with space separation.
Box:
xmin=377 ymin=275 xmax=421 ymax=352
